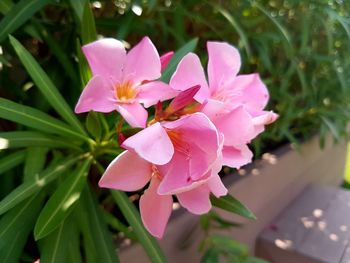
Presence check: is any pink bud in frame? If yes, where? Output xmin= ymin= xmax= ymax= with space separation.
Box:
xmin=165 ymin=85 xmax=201 ymax=114
xmin=118 ymin=133 xmax=127 ymax=147
xmin=160 ymin=51 xmax=174 ymax=72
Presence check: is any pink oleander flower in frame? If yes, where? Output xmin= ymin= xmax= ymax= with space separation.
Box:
xmin=75 ymin=37 xmax=177 ymax=128
xmin=99 ymin=112 xmax=227 ymax=238
xmin=170 ymin=41 xmax=278 ymax=168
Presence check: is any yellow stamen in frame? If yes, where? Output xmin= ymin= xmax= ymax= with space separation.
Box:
xmin=115 ymin=81 xmax=137 ymax=102
xmin=166 ymin=129 xmax=189 ymax=155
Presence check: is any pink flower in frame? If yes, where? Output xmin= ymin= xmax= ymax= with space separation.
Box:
xmin=75 ymin=37 xmax=177 ymax=128
xmin=99 ymin=113 xmax=227 ymax=238
xmin=170 ymin=41 xmax=278 ymax=168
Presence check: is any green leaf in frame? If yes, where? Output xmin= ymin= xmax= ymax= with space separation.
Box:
xmin=103 ymin=210 xmax=137 ymax=241
xmin=76 ymin=38 xmax=92 ymax=88
xmin=0 ymin=98 xmax=87 ymax=141
xmin=9 ymin=36 xmax=86 ymax=135
xmin=86 ymin=111 xmax=102 ymax=140
xmin=75 ymin=201 xmax=97 ymax=263
xmin=0 ymin=0 xmax=13 ymax=15
xmin=111 ymin=190 xmax=166 ymax=263
xmin=39 ymin=214 xmax=77 ymax=263
xmin=201 ymin=248 xmax=219 ymax=263
xmin=78 ymin=186 xmax=119 ymax=263
xmin=0 ymin=131 xmax=82 ymax=151
xmin=0 ymin=155 xmax=82 ymax=216
xmin=0 ymin=193 xmax=44 ymax=263
xmin=210 ymin=194 xmax=256 ymax=220
xmin=207 ymin=235 xmax=248 ymax=255
xmin=0 ymin=151 xmax=25 ymax=174
xmin=81 ymin=1 xmax=97 ymax=44
xmin=161 ymin=38 xmax=198 ymax=83
xmin=67 ymin=226 xmax=83 ymax=263
xmin=69 ymin=0 xmax=86 ymax=21
xmin=0 ymin=0 xmax=51 ymax=42
xmin=34 ymin=158 xmax=92 ymax=240
xmin=213 ymin=5 xmax=252 ymax=57
xmin=23 ymin=147 xmax=49 ymax=182
xmin=208 ymin=211 xmax=242 ymax=229
xmin=321 ymin=116 xmax=340 ymax=141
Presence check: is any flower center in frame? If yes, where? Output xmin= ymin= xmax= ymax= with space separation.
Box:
xmin=115 ymin=81 xmax=137 ymax=102
xmin=166 ymin=129 xmax=190 ymax=156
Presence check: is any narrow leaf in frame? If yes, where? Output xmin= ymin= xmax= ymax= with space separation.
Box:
xmin=81 ymin=1 xmax=97 ymax=44
xmin=161 ymin=38 xmax=198 ymax=82
xmin=0 ymin=155 xmax=82 ymax=215
xmin=214 ymin=5 xmax=252 ymax=57
xmin=86 ymin=111 xmax=101 ymax=140
xmin=0 ymin=131 xmax=82 ymax=151
xmin=210 ymin=194 xmax=256 ymax=220
xmin=69 ymin=0 xmax=86 ymax=21
xmin=111 ymin=190 xmax=166 ymax=263
xmin=75 ymin=201 xmax=97 ymax=263
xmin=66 ymin=220 xmax=83 ymax=263
xmin=79 ymin=186 xmax=119 ymax=263
xmin=23 ymin=147 xmax=48 ymax=182
xmin=76 ymin=38 xmax=91 ymax=87
xmin=0 ymin=193 xmax=44 ymax=263
xmin=0 ymin=98 xmax=87 ymax=141
xmin=0 ymin=0 xmax=51 ymax=42
xmin=9 ymin=36 xmax=86 ymax=135
xmin=0 ymin=151 xmax=25 ymax=174
xmin=39 ymin=214 xmax=76 ymax=263
xmin=34 ymin=158 xmax=92 ymax=240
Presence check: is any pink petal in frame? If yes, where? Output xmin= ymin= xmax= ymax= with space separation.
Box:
xmin=157 ymin=152 xmax=191 ymax=194
xmin=122 ymin=122 xmax=174 ymax=165
xmin=124 ymin=37 xmax=161 ymax=84
xmin=163 ymin=113 xmax=220 ymax=180
xmin=208 ymin=174 xmax=228 ymax=197
xmin=188 ymin=143 xmax=214 ymax=180
xmin=115 ymin=103 xmax=148 ymax=128
xmin=169 ymin=53 xmax=209 ymax=103
xmin=82 ymin=38 xmax=126 ymax=80
xmin=232 ymin=74 xmax=269 ymax=112
xmin=176 ymin=185 xmax=211 ymax=215
xmin=160 ymin=51 xmax=174 ymax=71
xmin=137 ymin=81 xmax=179 ymax=108
xmin=75 ymin=76 xmax=116 ymax=113
xmin=201 ymin=99 xmax=228 ymax=120
xmin=157 ymin=152 xmax=211 ymax=195
xmin=251 ymin=110 xmax=278 ymax=137
xmin=222 ymin=145 xmax=253 ymax=169
xmin=140 ymin=177 xmax=173 ymax=238
xmin=252 ymin=110 xmax=279 ymax=126
xmin=213 ymin=106 xmax=255 ymax=146
xmin=207 ymin=41 xmax=241 ymax=90
xmin=98 ymin=151 xmax=152 ymax=191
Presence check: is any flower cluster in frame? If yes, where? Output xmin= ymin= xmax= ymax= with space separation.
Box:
xmin=75 ymin=37 xmax=278 ymax=238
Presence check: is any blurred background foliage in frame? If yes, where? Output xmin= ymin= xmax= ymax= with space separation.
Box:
xmin=0 ymin=0 xmax=350 ymax=262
